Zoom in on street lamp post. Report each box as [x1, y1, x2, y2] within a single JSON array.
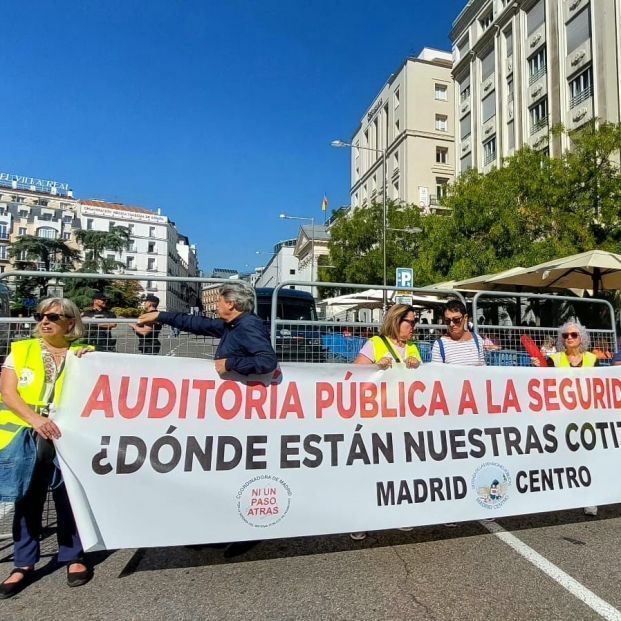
[[331, 139, 387, 308], [279, 213, 315, 288]]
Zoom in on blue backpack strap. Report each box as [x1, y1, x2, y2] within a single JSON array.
[[471, 332, 481, 353], [437, 338, 446, 363]]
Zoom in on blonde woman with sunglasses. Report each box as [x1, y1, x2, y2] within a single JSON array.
[[531, 321, 598, 517], [0, 298, 93, 598]]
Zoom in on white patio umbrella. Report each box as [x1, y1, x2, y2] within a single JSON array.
[[471, 250, 621, 295]]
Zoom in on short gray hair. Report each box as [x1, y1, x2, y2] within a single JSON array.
[[33, 297, 85, 341], [218, 281, 255, 313], [557, 321, 590, 353]]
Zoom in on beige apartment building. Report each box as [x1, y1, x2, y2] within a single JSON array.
[[349, 48, 455, 212], [451, 0, 621, 174]]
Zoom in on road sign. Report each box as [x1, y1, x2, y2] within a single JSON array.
[[395, 295, 413, 305], [395, 267, 414, 288]]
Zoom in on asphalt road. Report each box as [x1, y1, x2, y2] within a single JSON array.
[[2, 505, 621, 620]]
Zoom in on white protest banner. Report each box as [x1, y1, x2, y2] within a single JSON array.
[[54, 353, 621, 551]]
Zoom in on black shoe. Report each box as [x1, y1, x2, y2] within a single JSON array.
[[66, 563, 93, 588], [0, 567, 34, 599], [223, 540, 260, 559]]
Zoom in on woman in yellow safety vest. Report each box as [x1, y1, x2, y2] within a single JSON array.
[[0, 298, 93, 599], [531, 320, 599, 518], [354, 304, 422, 369], [350, 304, 422, 541]]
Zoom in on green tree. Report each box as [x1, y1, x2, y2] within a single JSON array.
[[318, 201, 423, 292]]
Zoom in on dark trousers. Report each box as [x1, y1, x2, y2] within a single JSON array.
[[12, 442, 83, 567]]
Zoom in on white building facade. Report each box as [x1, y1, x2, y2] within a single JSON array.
[[254, 239, 298, 288], [349, 48, 456, 212], [451, 0, 621, 173]]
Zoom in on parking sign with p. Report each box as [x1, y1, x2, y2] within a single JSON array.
[[396, 267, 414, 288]]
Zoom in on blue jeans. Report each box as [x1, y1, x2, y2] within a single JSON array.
[[12, 440, 83, 567]]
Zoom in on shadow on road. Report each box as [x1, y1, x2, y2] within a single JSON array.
[[117, 503, 621, 576]]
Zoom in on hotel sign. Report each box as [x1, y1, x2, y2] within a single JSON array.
[[82, 205, 167, 225], [0, 171, 70, 195]]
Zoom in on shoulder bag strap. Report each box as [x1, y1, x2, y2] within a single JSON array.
[[379, 336, 403, 363]]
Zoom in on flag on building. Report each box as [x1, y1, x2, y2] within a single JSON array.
[[321, 194, 328, 212]]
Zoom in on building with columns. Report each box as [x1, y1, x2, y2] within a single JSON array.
[[451, 0, 621, 174], [349, 48, 455, 213]]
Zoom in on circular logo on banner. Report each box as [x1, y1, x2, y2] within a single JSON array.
[[18, 368, 35, 387], [236, 475, 292, 528], [472, 462, 511, 509]]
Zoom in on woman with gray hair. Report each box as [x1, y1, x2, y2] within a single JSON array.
[[0, 298, 94, 598], [531, 320, 598, 517], [138, 280, 278, 377]]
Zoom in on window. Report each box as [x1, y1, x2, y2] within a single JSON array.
[[461, 154, 472, 171], [86, 218, 93, 230], [436, 178, 449, 200], [394, 88, 400, 108], [127, 224, 134, 234], [18, 210, 28, 218], [147, 280, 156, 291], [126, 256, 135, 270], [149, 226, 156, 237], [37, 227, 57, 239], [40, 212, 53, 221], [479, 8, 494, 31], [457, 36, 470, 58], [435, 115, 448, 132], [289, 269, 296, 275], [18, 227, 26, 236], [529, 98, 549, 134], [62, 232, 71, 241], [527, 0, 545, 36], [460, 114, 471, 140], [566, 8, 591, 55], [19, 250, 28, 261], [109, 221, 116, 231], [148, 241, 155, 253], [482, 93, 496, 122], [569, 66, 593, 108], [481, 49, 495, 81], [63, 214, 73, 223], [0, 225, 7, 239], [435, 84, 448, 101], [505, 28, 513, 56], [460, 76, 471, 102], [507, 121, 515, 151], [483, 137, 497, 165], [528, 47, 547, 85], [147, 258, 156, 271], [0, 246, 7, 260], [35, 199, 48, 207], [393, 179, 399, 198], [436, 147, 448, 164], [394, 118, 400, 134]]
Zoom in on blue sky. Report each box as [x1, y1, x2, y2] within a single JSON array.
[[5, 0, 466, 274]]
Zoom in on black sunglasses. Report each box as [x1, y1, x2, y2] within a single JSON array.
[[444, 316, 464, 326], [562, 331, 580, 339], [401, 318, 417, 327], [34, 312, 71, 323]]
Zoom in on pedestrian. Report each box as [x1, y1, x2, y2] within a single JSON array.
[[138, 280, 278, 559], [81, 291, 117, 352], [138, 280, 277, 377], [349, 304, 421, 541], [130, 295, 162, 355], [432, 299, 485, 366], [531, 320, 599, 517], [0, 298, 93, 598]]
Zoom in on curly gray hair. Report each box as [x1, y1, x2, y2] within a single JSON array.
[[218, 281, 256, 313], [556, 321, 590, 353]]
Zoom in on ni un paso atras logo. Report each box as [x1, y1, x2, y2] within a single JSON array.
[[472, 463, 511, 509], [236, 475, 292, 528]]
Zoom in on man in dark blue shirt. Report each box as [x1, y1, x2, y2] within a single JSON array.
[[137, 281, 277, 376]]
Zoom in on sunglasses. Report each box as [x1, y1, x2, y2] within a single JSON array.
[[34, 312, 71, 323], [562, 331, 580, 339], [401, 319, 417, 327], [444, 316, 464, 326]]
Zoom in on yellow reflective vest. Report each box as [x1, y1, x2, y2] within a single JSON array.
[[549, 351, 597, 368], [369, 335, 422, 364], [0, 339, 83, 449]]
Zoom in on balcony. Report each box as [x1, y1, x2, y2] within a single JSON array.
[[529, 66, 547, 86], [530, 116, 549, 136], [570, 85, 592, 109]]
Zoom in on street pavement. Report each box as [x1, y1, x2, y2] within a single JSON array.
[[2, 505, 621, 620]]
